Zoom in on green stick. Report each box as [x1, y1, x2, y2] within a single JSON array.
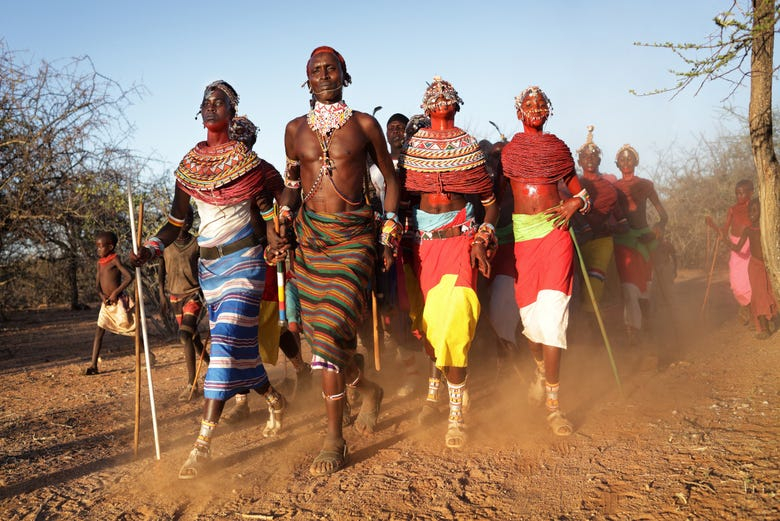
[[569, 229, 623, 396]]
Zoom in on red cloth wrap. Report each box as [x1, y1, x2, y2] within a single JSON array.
[[501, 132, 574, 184]]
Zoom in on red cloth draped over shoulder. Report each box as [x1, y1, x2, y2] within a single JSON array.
[[400, 127, 492, 195], [175, 140, 282, 205], [501, 132, 574, 184]]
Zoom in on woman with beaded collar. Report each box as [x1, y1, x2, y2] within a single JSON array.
[[131, 80, 288, 479], [399, 76, 498, 449]]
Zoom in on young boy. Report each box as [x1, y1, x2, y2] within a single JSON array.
[[159, 206, 209, 400], [725, 198, 778, 339], [706, 179, 754, 324], [86, 231, 135, 375]]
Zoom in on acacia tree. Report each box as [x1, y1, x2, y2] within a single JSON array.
[[0, 41, 167, 310], [636, 0, 780, 296]]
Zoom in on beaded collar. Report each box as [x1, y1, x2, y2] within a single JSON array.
[[98, 252, 117, 265], [307, 101, 353, 135]]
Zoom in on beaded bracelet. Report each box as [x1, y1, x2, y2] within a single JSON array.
[[574, 189, 592, 215], [278, 205, 293, 224], [284, 178, 301, 190], [379, 218, 402, 254], [472, 223, 498, 251], [260, 207, 275, 222]]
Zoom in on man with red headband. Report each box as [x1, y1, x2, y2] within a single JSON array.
[[399, 76, 498, 449], [276, 46, 400, 476], [501, 86, 589, 437]]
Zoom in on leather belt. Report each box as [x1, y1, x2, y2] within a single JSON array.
[[200, 235, 260, 260], [419, 226, 468, 241]]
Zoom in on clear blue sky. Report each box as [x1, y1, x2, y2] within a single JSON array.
[[2, 1, 770, 182]]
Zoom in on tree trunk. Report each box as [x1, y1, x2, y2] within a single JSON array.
[[749, 0, 780, 298]]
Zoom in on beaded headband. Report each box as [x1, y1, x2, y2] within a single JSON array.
[[577, 125, 601, 157], [203, 80, 239, 111], [616, 143, 640, 165], [514, 86, 553, 117], [421, 76, 463, 115], [306, 46, 352, 87]]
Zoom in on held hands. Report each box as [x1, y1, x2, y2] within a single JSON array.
[[544, 198, 581, 229], [381, 245, 394, 273]]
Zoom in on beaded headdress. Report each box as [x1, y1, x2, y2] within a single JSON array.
[[203, 80, 239, 111], [577, 125, 601, 157], [514, 86, 553, 117], [421, 76, 463, 115], [229, 115, 258, 150], [615, 143, 640, 165]]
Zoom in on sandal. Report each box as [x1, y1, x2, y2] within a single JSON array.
[[309, 440, 348, 477], [178, 446, 210, 480], [354, 384, 383, 435], [84, 366, 99, 376], [262, 393, 286, 438], [547, 410, 574, 437], [445, 422, 467, 449]]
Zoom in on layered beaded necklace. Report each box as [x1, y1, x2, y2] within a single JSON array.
[[303, 101, 361, 205]]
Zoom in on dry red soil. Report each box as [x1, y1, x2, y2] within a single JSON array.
[[0, 269, 778, 520]]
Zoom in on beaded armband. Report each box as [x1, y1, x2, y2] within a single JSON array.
[[285, 157, 301, 189], [379, 218, 403, 255], [472, 223, 498, 251], [574, 188, 592, 215], [167, 214, 185, 227], [144, 237, 165, 260], [278, 205, 293, 225], [260, 207, 275, 222]]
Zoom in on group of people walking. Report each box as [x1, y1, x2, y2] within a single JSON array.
[[122, 45, 679, 479]]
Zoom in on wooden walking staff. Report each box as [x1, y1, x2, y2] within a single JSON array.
[[133, 200, 144, 456], [569, 229, 623, 396], [127, 185, 161, 460], [700, 235, 721, 317]]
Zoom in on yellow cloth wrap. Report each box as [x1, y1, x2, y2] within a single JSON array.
[[421, 274, 480, 369], [580, 236, 614, 313], [258, 300, 281, 365]]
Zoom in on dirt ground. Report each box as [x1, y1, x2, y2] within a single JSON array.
[[0, 268, 778, 520]]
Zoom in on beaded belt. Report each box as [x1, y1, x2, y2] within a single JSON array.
[[200, 235, 260, 260], [418, 226, 470, 241]]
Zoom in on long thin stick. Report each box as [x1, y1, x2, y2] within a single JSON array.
[[372, 289, 381, 371], [133, 201, 143, 456], [700, 235, 721, 316], [570, 229, 622, 396], [272, 205, 287, 328], [127, 186, 161, 460], [188, 337, 207, 401]]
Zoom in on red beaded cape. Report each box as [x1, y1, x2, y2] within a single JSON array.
[[501, 132, 574, 184], [400, 127, 492, 195], [174, 141, 280, 205]]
